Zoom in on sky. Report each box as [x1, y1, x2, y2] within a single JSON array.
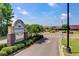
[[11, 3, 79, 26]]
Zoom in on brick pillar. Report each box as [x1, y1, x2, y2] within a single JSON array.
[[7, 25, 15, 46], [24, 29, 28, 40]]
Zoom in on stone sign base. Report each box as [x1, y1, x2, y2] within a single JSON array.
[[7, 33, 15, 46], [24, 32, 28, 40]]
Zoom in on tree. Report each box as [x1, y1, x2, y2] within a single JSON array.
[[62, 24, 67, 30], [0, 3, 13, 36], [25, 24, 44, 36], [62, 24, 68, 32]]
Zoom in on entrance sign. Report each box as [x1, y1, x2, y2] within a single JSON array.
[[13, 20, 24, 43], [7, 19, 28, 46]]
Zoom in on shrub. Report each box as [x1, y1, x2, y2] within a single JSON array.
[[16, 43, 25, 50], [34, 35, 43, 41], [0, 43, 7, 50], [25, 35, 43, 46], [62, 30, 67, 33], [0, 51, 8, 56], [70, 31, 73, 34], [49, 30, 56, 33], [10, 46, 18, 52], [38, 35, 43, 39], [25, 40, 32, 46], [0, 34, 44, 56], [1, 47, 13, 54], [29, 39, 34, 44]]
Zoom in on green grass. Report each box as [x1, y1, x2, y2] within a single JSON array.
[[73, 31, 79, 34], [61, 38, 79, 56], [49, 30, 56, 33]]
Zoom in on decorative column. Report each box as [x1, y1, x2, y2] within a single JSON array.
[[7, 24, 15, 46], [24, 28, 28, 40]]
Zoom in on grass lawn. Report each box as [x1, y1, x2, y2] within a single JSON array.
[[62, 31, 79, 34], [73, 31, 79, 34], [61, 38, 79, 56]]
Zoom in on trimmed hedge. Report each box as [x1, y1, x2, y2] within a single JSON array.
[[25, 39, 33, 46], [0, 51, 8, 56], [10, 46, 18, 52], [1, 43, 26, 55], [25, 34, 43, 46], [1, 47, 13, 54], [0, 34, 43, 56], [16, 43, 25, 50], [0, 43, 7, 50]]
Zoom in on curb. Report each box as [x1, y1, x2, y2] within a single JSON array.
[[58, 38, 64, 56]]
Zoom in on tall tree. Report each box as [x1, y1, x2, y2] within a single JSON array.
[[0, 3, 13, 36]]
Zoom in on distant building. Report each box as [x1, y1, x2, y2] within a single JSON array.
[[44, 25, 79, 31], [69, 25, 79, 31]]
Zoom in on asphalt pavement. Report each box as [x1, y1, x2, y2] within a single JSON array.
[[14, 32, 61, 56]]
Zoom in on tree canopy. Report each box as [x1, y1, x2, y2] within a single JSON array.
[[0, 3, 13, 36], [62, 24, 67, 30], [25, 24, 44, 36]]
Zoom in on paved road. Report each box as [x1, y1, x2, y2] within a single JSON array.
[[14, 32, 61, 56], [1, 31, 79, 56]]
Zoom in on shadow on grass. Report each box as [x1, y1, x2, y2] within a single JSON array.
[[35, 38, 48, 44]]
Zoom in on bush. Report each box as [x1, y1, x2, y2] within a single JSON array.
[[16, 43, 25, 50], [49, 30, 56, 33], [38, 35, 43, 39], [25, 34, 43, 46], [0, 43, 7, 50], [29, 40, 33, 44], [0, 34, 44, 56], [0, 51, 8, 56], [1, 47, 13, 54], [10, 46, 18, 52], [70, 31, 73, 34], [34, 35, 43, 41], [25, 39, 33, 46], [0, 43, 25, 55], [62, 30, 67, 33]]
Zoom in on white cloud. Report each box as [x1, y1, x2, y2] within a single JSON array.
[[20, 10, 28, 15], [16, 7, 21, 10], [16, 6, 28, 15], [61, 13, 71, 20], [48, 3, 56, 7]]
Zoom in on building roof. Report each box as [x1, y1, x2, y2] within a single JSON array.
[[70, 25, 79, 30]]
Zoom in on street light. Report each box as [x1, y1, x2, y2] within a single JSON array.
[[66, 3, 71, 53]]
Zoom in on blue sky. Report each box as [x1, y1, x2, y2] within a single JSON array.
[[11, 3, 79, 26]]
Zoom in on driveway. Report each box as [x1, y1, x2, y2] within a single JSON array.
[[14, 32, 60, 56]]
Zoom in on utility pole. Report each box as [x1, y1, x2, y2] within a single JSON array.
[[66, 3, 71, 53]]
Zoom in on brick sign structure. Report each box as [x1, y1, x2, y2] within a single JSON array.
[[7, 19, 28, 46]]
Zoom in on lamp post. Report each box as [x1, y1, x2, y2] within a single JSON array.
[[66, 3, 71, 53]]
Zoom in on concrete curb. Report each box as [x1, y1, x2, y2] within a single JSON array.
[[58, 38, 64, 56]]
